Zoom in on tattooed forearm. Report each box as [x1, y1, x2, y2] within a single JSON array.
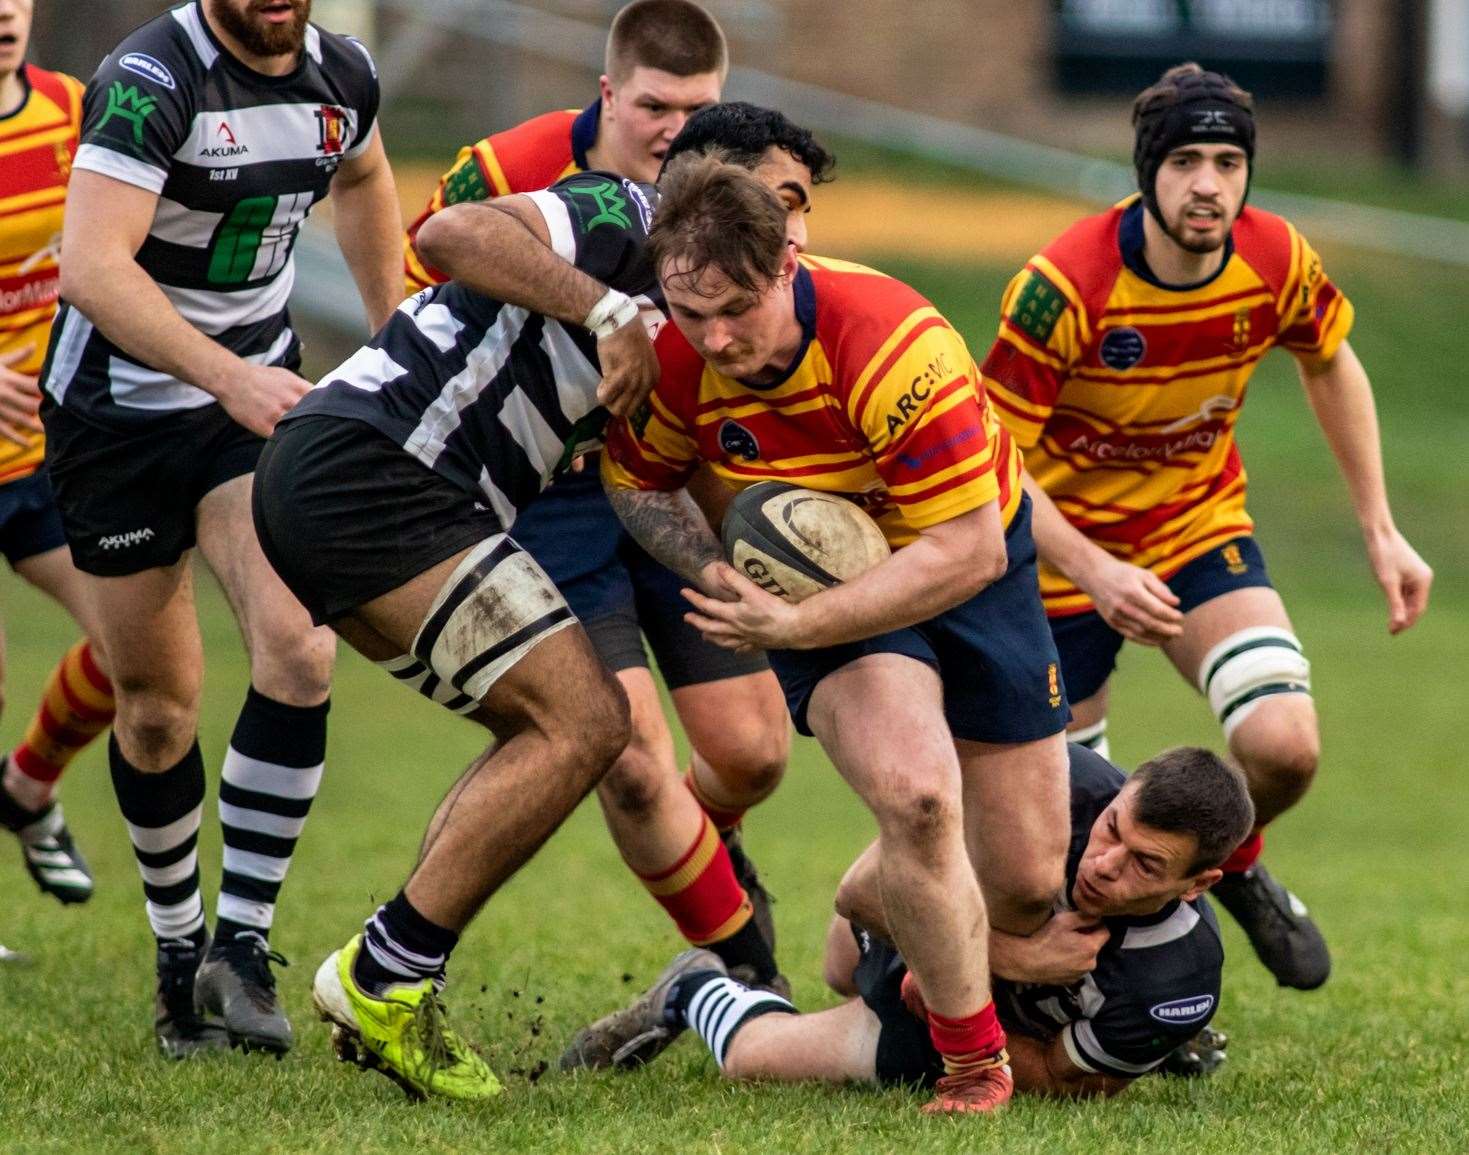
[[605, 484, 723, 584]]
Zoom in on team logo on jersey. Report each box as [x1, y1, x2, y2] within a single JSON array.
[[199, 120, 249, 159], [1009, 270, 1066, 344], [1047, 662, 1062, 709], [567, 179, 632, 232], [1231, 307, 1251, 353], [316, 105, 348, 156], [623, 179, 656, 232], [95, 83, 159, 151], [719, 419, 760, 461], [1221, 542, 1248, 575], [1148, 995, 1215, 1025], [118, 52, 175, 90], [1099, 327, 1146, 370], [1161, 394, 1236, 434]]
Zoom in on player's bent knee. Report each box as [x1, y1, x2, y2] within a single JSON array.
[[875, 780, 961, 857], [597, 734, 671, 820], [1198, 626, 1313, 742], [115, 693, 198, 769], [1237, 704, 1320, 797]]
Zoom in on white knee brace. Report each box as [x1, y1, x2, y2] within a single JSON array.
[[1197, 627, 1312, 740]]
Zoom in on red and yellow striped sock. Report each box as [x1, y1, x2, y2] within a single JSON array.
[[636, 812, 753, 946], [928, 1000, 1009, 1077], [683, 767, 746, 834], [11, 640, 115, 793]]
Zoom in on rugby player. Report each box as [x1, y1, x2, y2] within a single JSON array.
[[596, 154, 1072, 1115], [251, 122, 828, 1099], [567, 744, 1252, 1098], [0, 0, 115, 911], [402, 3, 802, 991], [980, 63, 1433, 990], [40, 0, 401, 1056]]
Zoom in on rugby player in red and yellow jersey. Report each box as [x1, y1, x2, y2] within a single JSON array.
[[599, 153, 1072, 1116], [0, 0, 115, 919], [404, 2, 808, 996], [981, 63, 1433, 991]]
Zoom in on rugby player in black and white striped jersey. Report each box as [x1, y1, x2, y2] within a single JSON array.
[[249, 130, 826, 1097], [39, 0, 401, 1059], [566, 744, 1252, 1098]]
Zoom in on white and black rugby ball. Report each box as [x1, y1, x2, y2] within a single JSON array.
[[722, 481, 890, 603]]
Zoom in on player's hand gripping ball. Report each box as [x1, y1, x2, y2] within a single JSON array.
[[721, 481, 890, 603]]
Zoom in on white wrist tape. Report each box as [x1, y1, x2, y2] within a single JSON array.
[[584, 289, 640, 340]]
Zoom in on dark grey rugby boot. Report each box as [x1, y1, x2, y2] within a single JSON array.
[[1211, 862, 1330, 990], [194, 931, 294, 1054], [155, 934, 230, 1060]]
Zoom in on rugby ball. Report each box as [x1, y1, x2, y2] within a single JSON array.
[[721, 482, 890, 603]]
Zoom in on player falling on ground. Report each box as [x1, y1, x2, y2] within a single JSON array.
[[595, 154, 1073, 1115], [252, 132, 826, 1101], [402, 2, 802, 992], [569, 743, 1252, 1097], [40, 0, 401, 1056], [0, 0, 115, 917], [979, 63, 1432, 991]]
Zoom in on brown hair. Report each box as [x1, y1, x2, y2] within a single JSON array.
[[649, 151, 789, 295], [1129, 747, 1256, 874], [1132, 61, 1254, 125], [606, 0, 728, 83]]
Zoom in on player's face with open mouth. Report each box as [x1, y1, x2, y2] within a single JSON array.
[[660, 247, 804, 383], [1155, 143, 1249, 254], [0, 0, 34, 78], [1073, 784, 1210, 917], [604, 66, 722, 184]]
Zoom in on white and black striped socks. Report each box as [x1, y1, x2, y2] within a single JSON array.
[[355, 890, 459, 995], [214, 688, 328, 944], [676, 973, 795, 1069], [110, 735, 206, 947]]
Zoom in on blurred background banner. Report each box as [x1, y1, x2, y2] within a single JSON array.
[[1052, 0, 1334, 97]]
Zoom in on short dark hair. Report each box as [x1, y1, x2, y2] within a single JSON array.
[[1129, 747, 1255, 874], [650, 151, 788, 295], [606, 0, 728, 83], [662, 102, 836, 184]]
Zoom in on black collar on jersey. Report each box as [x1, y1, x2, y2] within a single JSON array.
[[1118, 199, 1234, 293], [571, 101, 600, 170], [0, 62, 33, 122], [738, 263, 817, 391], [195, 0, 310, 88]]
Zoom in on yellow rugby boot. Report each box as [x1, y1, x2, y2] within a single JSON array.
[[312, 934, 501, 1101]]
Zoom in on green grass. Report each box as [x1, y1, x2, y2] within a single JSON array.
[[2, 246, 1466, 1151]]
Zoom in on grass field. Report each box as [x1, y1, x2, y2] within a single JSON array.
[[2, 238, 1466, 1151]]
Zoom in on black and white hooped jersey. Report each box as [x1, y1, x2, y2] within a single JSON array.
[[857, 744, 1224, 1084], [286, 171, 661, 526], [42, 1, 378, 424], [991, 745, 1225, 1079]]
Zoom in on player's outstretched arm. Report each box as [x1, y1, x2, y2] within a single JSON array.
[[1296, 340, 1433, 634], [416, 198, 656, 417], [1007, 1034, 1131, 1099], [1021, 473, 1182, 644], [329, 130, 404, 332], [59, 171, 309, 437]]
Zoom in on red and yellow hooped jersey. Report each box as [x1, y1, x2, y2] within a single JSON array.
[[603, 256, 1023, 549], [402, 105, 597, 294], [0, 64, 82, 483], [981, 197, 1353, 615]]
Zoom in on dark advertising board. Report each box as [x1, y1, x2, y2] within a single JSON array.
[[1054, 0, 1333, 97]]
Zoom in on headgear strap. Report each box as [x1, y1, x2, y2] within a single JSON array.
[[1133, 70, 1256, 227]]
